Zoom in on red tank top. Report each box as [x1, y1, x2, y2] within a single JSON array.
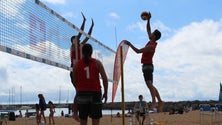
[[76, 58, 101, 92], [141, 41, 157, 64]]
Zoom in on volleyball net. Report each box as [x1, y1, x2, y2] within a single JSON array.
[[0, 0, 115, 81]]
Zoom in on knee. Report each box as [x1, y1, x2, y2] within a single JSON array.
[[146, 81, 153, 89]]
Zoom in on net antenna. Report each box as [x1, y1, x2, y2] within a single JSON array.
[[115, 26, 118, 49], [110, 25, 118, 122]]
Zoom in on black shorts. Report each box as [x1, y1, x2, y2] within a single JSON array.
[[142, 64, 154, 82], [77, 92, 102, 119], [136, 111, 145, 116]]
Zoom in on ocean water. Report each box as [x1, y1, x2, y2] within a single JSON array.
[[14, 108, 124, 117]]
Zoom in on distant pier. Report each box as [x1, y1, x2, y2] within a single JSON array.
[[0, 103, 72, 111]]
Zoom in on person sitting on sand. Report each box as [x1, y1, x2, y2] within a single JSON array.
[[116, 112, 121, 117], [134, 95, 148, 125]]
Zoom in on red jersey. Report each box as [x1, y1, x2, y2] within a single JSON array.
[[141, 41, 157, 64], [76, 58, 101, 92], [70, 44, 82, 67]]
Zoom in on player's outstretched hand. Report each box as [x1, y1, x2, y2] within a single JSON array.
[[124, 40, 131, 46], [81, 12, 86, 21], [147, 12, 151, 19], [91, 18, 94, 27]]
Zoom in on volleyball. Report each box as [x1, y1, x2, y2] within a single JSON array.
[[141, 11, 150, 20]]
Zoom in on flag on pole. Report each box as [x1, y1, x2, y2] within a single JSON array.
[[112, 40, 129, 104]]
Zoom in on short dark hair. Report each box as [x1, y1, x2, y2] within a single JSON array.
[[138, 95, 143, 98], [153, 29, 161, 41]]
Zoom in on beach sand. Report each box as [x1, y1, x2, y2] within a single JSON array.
[[2, 110, 222, 125]]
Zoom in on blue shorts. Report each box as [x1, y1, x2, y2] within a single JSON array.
[[77, 92, 102, 119], [142, 64, 154, 82]]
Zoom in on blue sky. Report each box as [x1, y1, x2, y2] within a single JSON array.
[[0, 0, 222, 104], [40, 0, 222, 49]]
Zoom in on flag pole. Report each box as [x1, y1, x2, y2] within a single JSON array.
[[219, 83, 222, 102], [120, 46, 126, 125]]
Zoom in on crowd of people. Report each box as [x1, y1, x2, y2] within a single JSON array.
[[16, 93, 56, 125]]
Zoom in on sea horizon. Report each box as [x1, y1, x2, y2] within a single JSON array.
[[10, 108, 123, 117]]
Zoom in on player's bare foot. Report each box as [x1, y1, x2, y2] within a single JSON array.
[[151, 102, 157, 109], [158, 101, 164, 112]]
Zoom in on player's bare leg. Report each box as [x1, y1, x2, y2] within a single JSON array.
[[72, 95, 80, 122], [146, 80, 157, 109], [153, 87, 163, 112]]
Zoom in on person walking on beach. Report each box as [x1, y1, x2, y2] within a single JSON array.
[[35, 104, 41, 125], [134, 95, 148, 125], [48, 101, 55, 124], [73, 43, 108, 125], [38, 94, 47, 124], [61, 110, 64, 117], [19, 110, 22, 118], [70, 12, 94, 121], [125, 11, 163, 112]]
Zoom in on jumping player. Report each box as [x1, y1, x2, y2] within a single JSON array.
[[125, 11, 163, 112], [70, 12, 94, 121]]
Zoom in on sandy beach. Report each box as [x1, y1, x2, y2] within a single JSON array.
[[2, 110, 222, 125]]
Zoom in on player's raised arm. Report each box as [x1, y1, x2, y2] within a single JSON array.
[[81, 18, 94, 44], [76, 12, 86, 41], [146, 12, 152, 40], [125, 40, 152, 53]]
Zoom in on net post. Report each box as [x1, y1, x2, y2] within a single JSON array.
[[120, 46, 126, 125]]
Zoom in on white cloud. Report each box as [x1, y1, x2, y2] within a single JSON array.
[[62, 12, 75, 19], [108, 12, 120, 20], [0, 0, 25, 18], [127, 22, 146, 32], [1, 18, 222, 103], [123, 19, 222, 102], [0, 51, 73, 103], [127, 20, 171, 35], [152, 20, 172, 33]]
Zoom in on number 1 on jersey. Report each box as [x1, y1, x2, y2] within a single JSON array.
[[84, 66, 90, 79]]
